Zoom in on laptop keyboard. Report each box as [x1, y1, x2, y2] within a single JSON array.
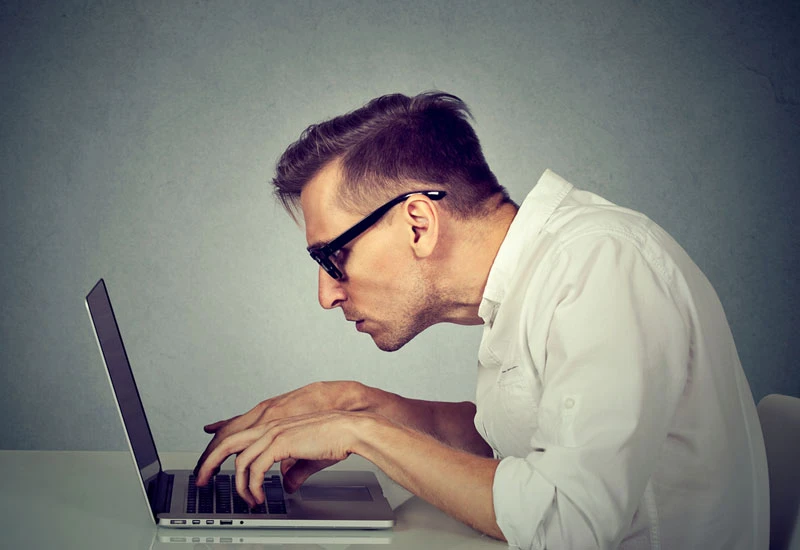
[[186, 474, 287, 515]]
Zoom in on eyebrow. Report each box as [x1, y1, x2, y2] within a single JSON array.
[[307, 239, 329, 250]]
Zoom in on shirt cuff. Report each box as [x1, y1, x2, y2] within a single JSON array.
[[493, 455, 556, 550]]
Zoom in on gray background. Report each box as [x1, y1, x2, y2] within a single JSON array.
[[1, 0, 798, 452]]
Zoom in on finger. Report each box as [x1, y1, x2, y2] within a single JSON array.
[[195, 408, 262, 475], [196, 429, 261, 487], [194, 463, 222, 481], [235, 423, 290, 506], [230, 424, 277, 506], [235, 452, 257, 507], [195, 437, 225, 479], [248, 452, 278, 505], [196, 424, 235, 475]]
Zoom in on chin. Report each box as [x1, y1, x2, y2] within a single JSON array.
[[368, 333, 406, 352], [373, 340, 407, 352], [369, 326, 425, 353]]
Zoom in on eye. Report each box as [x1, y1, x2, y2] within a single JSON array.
[[331, 247, 349, 267]]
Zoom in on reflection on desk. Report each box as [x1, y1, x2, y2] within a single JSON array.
[[0, 451, 507, 549], [154, 527, 392, 547]]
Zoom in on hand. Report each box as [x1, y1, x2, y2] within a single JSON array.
[[194, 381, 365, 478], [279, 458, 341, 493], [195, 411, 371, 507]]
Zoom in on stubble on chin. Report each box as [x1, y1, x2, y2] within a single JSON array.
[[364, 270, 445, 352], [368, 307, 441, 353]]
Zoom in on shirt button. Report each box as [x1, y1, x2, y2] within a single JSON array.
[[564, 397, 575, 409]]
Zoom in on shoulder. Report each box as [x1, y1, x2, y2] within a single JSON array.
[[540, 190, 687, 285], [548, 191, 655, 250]]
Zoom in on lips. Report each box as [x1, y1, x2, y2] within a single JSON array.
[[344, 312, 367, 332]]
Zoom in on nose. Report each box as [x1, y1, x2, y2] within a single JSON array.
[[318, 267, 347, 309]]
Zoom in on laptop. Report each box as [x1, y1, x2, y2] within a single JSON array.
[[85, 278, 395, 529]]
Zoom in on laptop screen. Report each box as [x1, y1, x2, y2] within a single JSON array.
[[86, 279, 160, 477]]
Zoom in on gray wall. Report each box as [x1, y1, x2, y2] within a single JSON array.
[[1, 0, 798, 452]]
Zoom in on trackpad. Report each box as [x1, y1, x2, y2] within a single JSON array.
[[300, 486, 373, 502]]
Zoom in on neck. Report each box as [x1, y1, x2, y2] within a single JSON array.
[[430, 199, 518, 326]]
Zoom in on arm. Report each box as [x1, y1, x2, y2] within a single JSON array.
[[356, 414, 502, 538], [490, 234, 691, 548], [360, 385, 493, 457], [196, 409, 505, 540], [195, 381, 491, 480]]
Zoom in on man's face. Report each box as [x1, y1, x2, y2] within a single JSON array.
[[300, 163, 441, 351]]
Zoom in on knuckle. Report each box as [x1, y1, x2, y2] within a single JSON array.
[[263, 417, 282, 432], [234, 453, 246, 470], [218, 439, 235, 458]]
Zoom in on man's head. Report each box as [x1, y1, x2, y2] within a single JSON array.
[[272, 92, 514, 351], [272, 91, 509, 221]]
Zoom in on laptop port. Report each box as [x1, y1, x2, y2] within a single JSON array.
[[220, 520, 233, 525]]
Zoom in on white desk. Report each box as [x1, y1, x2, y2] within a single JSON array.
[[0, 451, 508, 549]]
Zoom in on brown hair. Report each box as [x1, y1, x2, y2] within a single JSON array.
[[272, 91, 511, 220]]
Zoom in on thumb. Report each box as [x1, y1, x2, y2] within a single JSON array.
[[280, 458, 298, 475], [282, 459, 340, 493], [203, 420, 228, 433]]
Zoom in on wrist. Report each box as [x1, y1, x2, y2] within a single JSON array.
[[346, 411, 396, 458], [336, 381, 378, 412], [340, 381, 392, 414]]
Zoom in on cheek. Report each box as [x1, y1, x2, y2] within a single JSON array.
[[351, 237, 408, 281], [346, 250, 411, 304]]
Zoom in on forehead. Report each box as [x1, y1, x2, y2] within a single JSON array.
[[300, 161, 360, 246]]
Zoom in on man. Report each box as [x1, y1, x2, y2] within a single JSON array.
[[195, 92, 769, 549]]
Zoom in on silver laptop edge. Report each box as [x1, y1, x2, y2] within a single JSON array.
[[85, 279, 394, 530], [86, 279, 162, 525]]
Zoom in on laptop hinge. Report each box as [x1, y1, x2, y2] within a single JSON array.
[[147, 471, 174, 514]]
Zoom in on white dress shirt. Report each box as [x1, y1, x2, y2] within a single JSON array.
[[475, 170, 769, 549]]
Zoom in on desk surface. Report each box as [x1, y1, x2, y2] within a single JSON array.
[[0, 450, 507, 549]]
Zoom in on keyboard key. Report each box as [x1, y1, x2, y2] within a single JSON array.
[[233, 494, 251, 514], [265, 486, 284, 501], [214, 475, 232, 514], [224, 473, 287, 515], [264, 477, 286, 515], [186, 476, 198, 513], [198, 478, 214, 513]]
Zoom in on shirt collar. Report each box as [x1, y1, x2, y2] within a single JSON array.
[[479, 169, 573, 326]]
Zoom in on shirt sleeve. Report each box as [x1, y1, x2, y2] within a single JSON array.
[[492, 232, 691, 549]]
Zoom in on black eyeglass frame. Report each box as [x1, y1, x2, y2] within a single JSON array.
[[307, 190, 447, 280]]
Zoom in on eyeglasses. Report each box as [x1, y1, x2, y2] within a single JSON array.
[[307, 190, 447, 280]]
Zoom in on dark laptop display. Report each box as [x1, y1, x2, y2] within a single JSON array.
[[85, 278, 395, 529], [87, 279, 161, 483]]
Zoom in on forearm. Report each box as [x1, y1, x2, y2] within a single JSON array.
[[351, 413, 504, 540], [354, 383, 492, 457]]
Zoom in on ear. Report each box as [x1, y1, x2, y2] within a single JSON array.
[[401, 195, 440, 259]]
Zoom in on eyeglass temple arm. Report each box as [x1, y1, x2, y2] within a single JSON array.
[[324, 191, 446, 253]]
